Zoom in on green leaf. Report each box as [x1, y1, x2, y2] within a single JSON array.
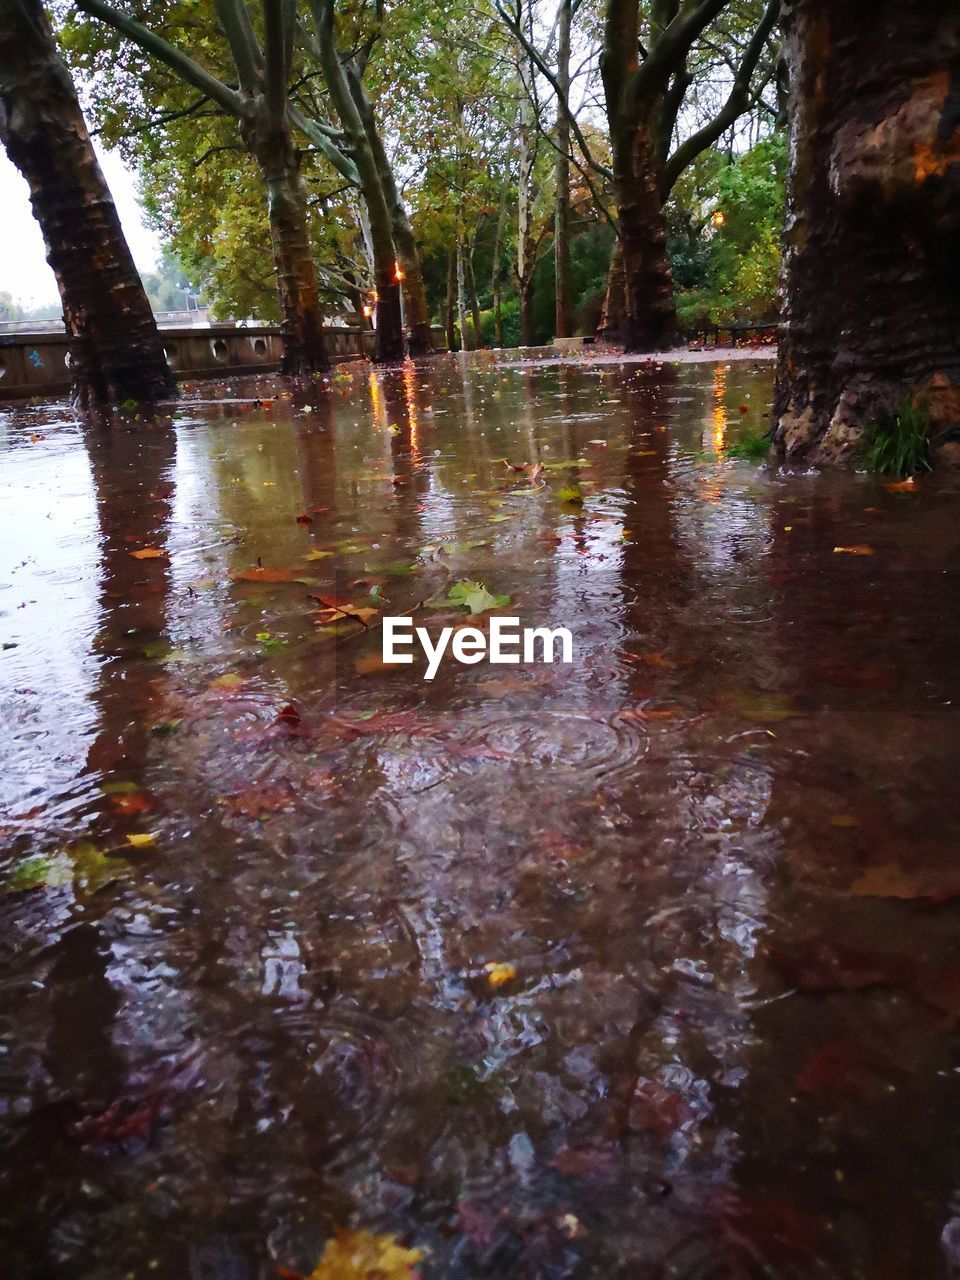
[[445, 580, 510, 614], [556, 483, 584, 505]]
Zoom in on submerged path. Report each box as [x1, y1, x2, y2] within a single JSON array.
[[0, 355, 958, 1278]]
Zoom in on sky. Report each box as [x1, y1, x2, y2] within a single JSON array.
[[0, 143, 160, 308]]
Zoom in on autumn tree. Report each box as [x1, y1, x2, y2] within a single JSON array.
[[71, 0, 356, 372], [503, 0, 779, 350], [773, 0, 960, 463], [0, 0, 173, 404]]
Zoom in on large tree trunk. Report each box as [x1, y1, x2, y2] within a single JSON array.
[[260, 153, 330, 375], [0, 0, 173, 405], [610, 116, 677, 351], [554, 0, 572, 339], [347, 68, 433, 356], [597, 239, 626, 344], [773, 0, 960, 462]]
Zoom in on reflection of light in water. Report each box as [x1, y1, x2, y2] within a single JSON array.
[[402, 360, 420, 456], [368, 368, 387, 431], [711, 363, 727, 453]]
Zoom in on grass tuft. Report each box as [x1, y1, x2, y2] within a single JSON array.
[[861, 401, 932, 476], [726, 428, 771, 462]]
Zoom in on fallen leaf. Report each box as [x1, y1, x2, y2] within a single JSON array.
[[314, 600, 379, 626], [833, 545, 874, 556], [130, 548, 165, 560], [433, 581, 510, 615], [556, 483, 584, 505], [210, 673, 244, 690], [485, 961, 517, 989], [110, 791, 154, 816], [884, 477, 919, 492], [230, 565, 299, 583], [125, 833, 156, 849], [309, 1229, 423, 1280], [304, 550, 334, 561]]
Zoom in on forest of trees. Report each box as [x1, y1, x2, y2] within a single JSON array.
[[52, 0, 784, 354]]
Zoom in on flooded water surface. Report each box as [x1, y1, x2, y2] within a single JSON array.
[[2, 354, 960, 1278]]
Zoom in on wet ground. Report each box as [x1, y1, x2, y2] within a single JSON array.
[[1, 351, 959, 1279]]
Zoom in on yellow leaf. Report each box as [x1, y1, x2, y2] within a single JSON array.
[[304, 550, 334, 561], [126, 833, 156, 848], [130, 548, 166, 560], [315, 605, 379, 626], [485, 961, 517, 988], [211, 673, 244, 690], [833, 545, 874, 556], [310, 1229, 424, 1280]]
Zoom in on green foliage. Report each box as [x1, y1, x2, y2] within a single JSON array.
[[668, 133, 787, 331], [861, 402, 934, 476], [726, 428, 771, 461]]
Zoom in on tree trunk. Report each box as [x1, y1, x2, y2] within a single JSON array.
[[456, 240, 473, 352], [773, 0, 960, 462], [516, 41, 538, 348], [0, 0, 174, 405], [610, 116, 676, 351], [445, 249, 457, 351], [466, 248, 482, 348], [554, 0, 572, 339], [260, 155, 330, 375], [347, 68, 433, 356], [491, 190, 506, 347], [519, 277, 536, 347], [596, 239, 626, 344], [314, 12, 403, 363]]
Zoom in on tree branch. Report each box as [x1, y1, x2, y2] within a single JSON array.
[[262, 0, 292, 124], [495, 0, 613, 180], [661, 0, 780, 195], [628, 0, 731, 108], [73, 0, 247, 118], [213, 0, 261, 91], [288, 105, 360, 184]]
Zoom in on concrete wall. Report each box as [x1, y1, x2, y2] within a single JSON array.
[[0, 324, 448, 402]]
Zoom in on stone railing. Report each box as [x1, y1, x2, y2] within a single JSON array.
[[0, 323, 448, 401]]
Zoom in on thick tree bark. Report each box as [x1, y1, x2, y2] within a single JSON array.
[[248, 119, 329, 375], [0, 0, 173, 405], [596, 239, 627, 344], [773, 0, 960, 462], [346, 67, 433, 356], [609, 114, 677, 351], [554, 0, 572, 339]]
